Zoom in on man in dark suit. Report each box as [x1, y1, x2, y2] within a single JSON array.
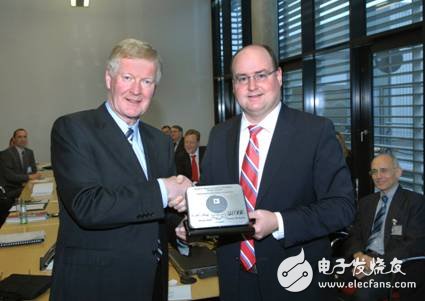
[[171, 125, 185, 154], [177, 44, 355, 300], [0, 128, 42, 193], [0, 160, 15, 227], [344, 152, 425, 301], [175, 129, 206, 184], [50, 38, 191, 301]]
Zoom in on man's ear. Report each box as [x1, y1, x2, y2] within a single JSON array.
[[105, 70, 112, 90], [395, 167, 403, 178]]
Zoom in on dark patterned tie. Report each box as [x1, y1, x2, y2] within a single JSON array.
[[126, 128, 134, 144], [367, 195, 389, 248]]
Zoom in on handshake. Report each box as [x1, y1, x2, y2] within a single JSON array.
[[163, 175, 193, 212]]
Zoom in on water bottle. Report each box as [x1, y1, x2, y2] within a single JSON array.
[[19, 199, 28, 224]]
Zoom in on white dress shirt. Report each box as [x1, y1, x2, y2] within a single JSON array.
[[239, 102, 284, 240]]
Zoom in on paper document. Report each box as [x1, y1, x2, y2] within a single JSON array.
[[31, 182, 54, 197], [9, 199, 49, 212], [10, 203, 46, 211], [168, 284, 192, 301], [31, 177, 54, 183]]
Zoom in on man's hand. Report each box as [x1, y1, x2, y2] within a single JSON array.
[[163, 175, 192, 212], [249, 209, 278, 240], [175, 217, 188, 241], [29, 172, 43, 181], [353, 251, 374, 279]]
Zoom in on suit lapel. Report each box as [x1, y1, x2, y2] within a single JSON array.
[[10, 147, 24, 172], [139, 123, 156, 179], [226, 117, 241, 183], [364, 194, 380, 240], [256, 106, 295, 206], [94, 105, 147, 181]]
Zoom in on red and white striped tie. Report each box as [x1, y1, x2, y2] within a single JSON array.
[[240, 125, 262, 271]]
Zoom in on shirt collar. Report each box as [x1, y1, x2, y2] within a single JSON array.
[[105, 101, 140, 135], [241, 102, 282, 133], [189, 148, 199, 157], [381, 184, 399, 200]]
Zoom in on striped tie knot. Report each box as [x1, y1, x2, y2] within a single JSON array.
[[126, 128, 134, 143], [381, 195, 388, 205], [248, 124, 262, 138]]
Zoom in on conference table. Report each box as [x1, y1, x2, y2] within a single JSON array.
[[0, 170, 219, 300]]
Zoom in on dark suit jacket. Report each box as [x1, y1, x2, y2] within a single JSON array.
[[175, 146, 206, 180], [201, 104, 355, 301], [0, 160, 14, 228], [345, 186, 425, 262], [174, 138, 185, 155], [50, 104, 175, 301], [0, 146, 37, 190]]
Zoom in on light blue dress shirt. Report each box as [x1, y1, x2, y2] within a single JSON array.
[[105, 102, 168, 208]]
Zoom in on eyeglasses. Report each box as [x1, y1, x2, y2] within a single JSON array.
[[369, 167, 395, 176], [233, 69, 277, 85]]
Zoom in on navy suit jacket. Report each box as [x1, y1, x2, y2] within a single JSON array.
[[201, 104, 355, 301], [50, 104, 175, 301], [345, 186, 425, 262], [174, 138, 185, 154]]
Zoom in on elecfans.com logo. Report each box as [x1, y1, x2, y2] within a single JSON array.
[[277, 248, 313, 292]]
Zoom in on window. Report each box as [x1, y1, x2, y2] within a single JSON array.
[[277, 0, 302, 59], [283, 69, 303, 110], [316, 48, 351, 144], [315, 0, 350, 49], [231, 0, 243, 55], [373, 45, 423, 192], [367, 0, 423, 35]]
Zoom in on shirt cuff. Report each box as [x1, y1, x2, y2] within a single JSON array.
[[176, 239, 190, 256], [157, 179, 168, 208], [272, 212, 284, 240]]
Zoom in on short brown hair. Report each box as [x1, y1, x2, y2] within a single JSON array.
[[184, 129, 200, 141], [13, 128, 27, 138], [231, 44, 278, 74]]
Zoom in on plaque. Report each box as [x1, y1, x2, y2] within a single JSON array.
[[185, 184, 254, 238]]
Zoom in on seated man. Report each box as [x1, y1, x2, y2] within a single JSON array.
[[344, 152, 425, 301], [175, 129, 206, 184], [0, 160, 16, 227], [1, 128, 42, 194]]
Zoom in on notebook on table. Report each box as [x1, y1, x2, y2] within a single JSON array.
[[0, 230, 46, 248], [0, 274, 51, 300]]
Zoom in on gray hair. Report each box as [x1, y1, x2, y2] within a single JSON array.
[[106, 38, 162, 83], [375, 150, 401, 169]]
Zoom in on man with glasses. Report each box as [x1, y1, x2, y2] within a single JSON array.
[[345, 152, 425, 301], [177, 44, 355, 301]]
